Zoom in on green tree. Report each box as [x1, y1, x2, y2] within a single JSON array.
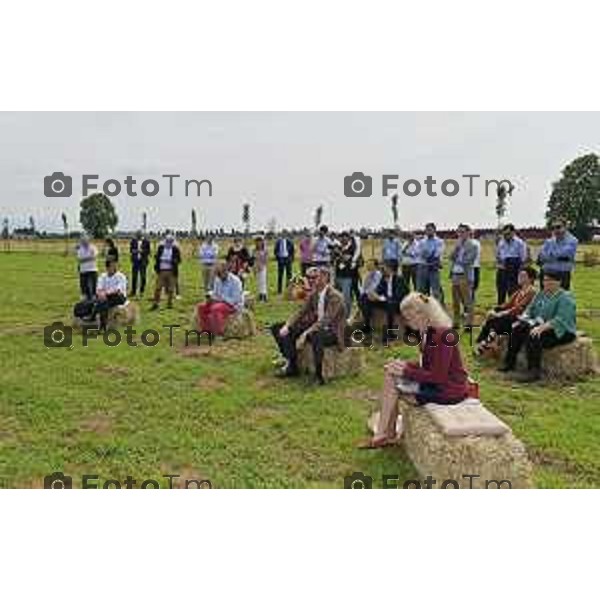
[[546, 153, 600, 241], [79, 193, 118, 238]]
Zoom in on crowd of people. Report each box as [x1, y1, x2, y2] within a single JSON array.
[[71, 219, 581, 415]]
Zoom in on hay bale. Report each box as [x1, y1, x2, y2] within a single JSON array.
[[243, 292, 255, 312], [223, 309, 257, 339], [107, 302, 140, 328], [497, 333, 598, 381], [297, 344, 365, 380], [398, 397, 533, 488]]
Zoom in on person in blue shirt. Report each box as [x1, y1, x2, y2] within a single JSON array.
[[537, 219, 578, 290], [401, 232, 420, 291], [416, 222, 445, 303], [495, 223, 528, 305], [381, 230, 401, 273]]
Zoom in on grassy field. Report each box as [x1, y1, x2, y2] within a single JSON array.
[[1, 240, 599, 488]]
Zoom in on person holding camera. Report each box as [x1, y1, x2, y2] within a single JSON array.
[[76, 235, 98, 301]]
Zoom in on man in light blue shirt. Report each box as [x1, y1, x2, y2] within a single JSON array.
[[495, 223, 528, 304], [211, 263, 244, 311], [381, 230, 401, 272], [416, 222, 445, 303], [537, 220, 578, 290]]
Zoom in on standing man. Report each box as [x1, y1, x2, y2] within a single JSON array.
[[334, 231, 358, 318], [449, 224, 478, 329], [76, 235, 98, 301], [381, 229, 401, 273], [416, 222, 445, 302], [401, 232, 420, 291], [537, 219, 579, 290], [151, 234, 181, 310], [198, 234, 219, 292], [312, 225, 333, 268], [495, 223, 528, 304], [130, 230, 151, 298], [470, 230, 481, 304], [274, 230, 295, 294]]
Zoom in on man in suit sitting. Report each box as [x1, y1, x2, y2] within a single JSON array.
[[358, 262, 408, 344], [270, 266, 346, 384], [274, 231, 295, 294]]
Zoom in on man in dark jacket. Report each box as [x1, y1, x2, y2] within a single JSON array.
[[359, 262, 408, 343], [130, 231, 151, 297], [151, 235, 181, 310], [274, 231, 295, 294]]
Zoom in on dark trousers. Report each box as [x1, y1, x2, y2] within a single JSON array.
[[477, 313, 515, 343], [351, 271, 361, 303], [359, 296, 400, 341], [504, 322, 576, 371], [402, 265, 417, 291], [79, 271, 97, 301], [74, 293, 126, 329], [496, 267, 519, 305], [270, 321, 338, 379], [540, 270, 571, 291], [276, 259, 293, 294], [131, 260, 148, 295]]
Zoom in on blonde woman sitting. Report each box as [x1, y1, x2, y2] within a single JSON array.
[[360, 292, 472, 449]]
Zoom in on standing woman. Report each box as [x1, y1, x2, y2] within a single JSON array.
[[253, 236, 269, 302], [76, 235, 98, 300], [104, 238, 119, 263], [360, 292, 472, 448], [299, 234, 313, 276]]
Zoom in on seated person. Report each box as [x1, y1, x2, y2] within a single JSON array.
[[500, 270, 577, 382], [270, 266, 346, 385], [74, 259, 127, 330], [360, 292, 471, 449], [358, 259, 382, 305], [358, 262, 408, 343], [197, 261, 244, 336], [475, 266, 537, 355]]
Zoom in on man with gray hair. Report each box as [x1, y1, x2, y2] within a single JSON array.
[[270, 266, 346, 384]]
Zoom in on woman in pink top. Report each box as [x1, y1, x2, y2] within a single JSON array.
[[360, 292, 471, 449]]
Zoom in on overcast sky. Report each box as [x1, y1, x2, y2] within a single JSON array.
[[0, 112, 598, 232]]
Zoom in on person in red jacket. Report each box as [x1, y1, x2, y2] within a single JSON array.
[[360, 292, 471, 449]]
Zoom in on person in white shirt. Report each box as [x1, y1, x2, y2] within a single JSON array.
[[76, 235, 98, 300], [74, 259, 127, 330]]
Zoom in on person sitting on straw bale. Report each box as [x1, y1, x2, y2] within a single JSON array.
[[270, 266, 346, 385], [499, 270, 577, 382], [197, 261, 244, 336], [74, 259, 127, 331], [359, 292, 475, 449], [475, 266, 537, 357]]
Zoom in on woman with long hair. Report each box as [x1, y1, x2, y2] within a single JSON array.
[[360, 292, 472, 449]]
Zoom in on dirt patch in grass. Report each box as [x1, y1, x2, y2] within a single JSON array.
[[195, 374, 229, 393], [177, 345, 213, 358], [79, 412, 113, 436], [343, 388, 382, 403]]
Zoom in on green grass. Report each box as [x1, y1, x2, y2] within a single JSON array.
[[1, 244, 599, 488]]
